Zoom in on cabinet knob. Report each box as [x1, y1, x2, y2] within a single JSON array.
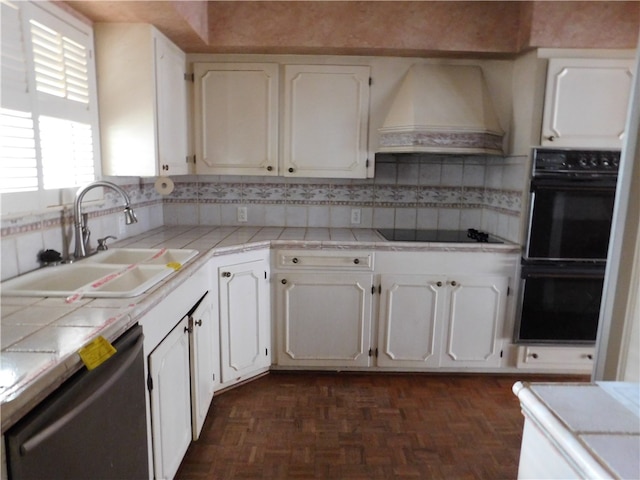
[[292, 257, 299, 264], [162, 164, 169, 171], [267, 166, 273, 172], [546, 135, 555, 142], [353, 258, 360, 264], [222, 271, 231, 277], [585, 354, 593, 360], [195, 319, 202, 327], [530, 353, 539, 359], [281, 279, 287, 284], [450, 280, 457, 287], [184, 325, 192, 334], [436, 281, 443, 287], [288, 167, 294, 173]]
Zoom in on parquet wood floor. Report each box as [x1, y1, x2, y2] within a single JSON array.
[[176, 372, 587, 480]]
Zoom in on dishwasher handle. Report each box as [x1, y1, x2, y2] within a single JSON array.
[[19, 327, 144, 456]]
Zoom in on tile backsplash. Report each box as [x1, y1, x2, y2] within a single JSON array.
[[0, 155, 527, 282], [163, 155, 525, 238]]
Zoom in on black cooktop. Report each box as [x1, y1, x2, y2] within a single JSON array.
[[377, 228, 503, 244]]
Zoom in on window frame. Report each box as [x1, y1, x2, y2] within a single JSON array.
[[0, 0, 101, 216]]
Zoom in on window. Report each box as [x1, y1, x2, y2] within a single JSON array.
[[0, 0, 100, 214]]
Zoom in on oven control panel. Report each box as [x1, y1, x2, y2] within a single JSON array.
[[533, 149, 620, 176]]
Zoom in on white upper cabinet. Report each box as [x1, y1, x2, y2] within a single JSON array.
[[194, 63, 279, 176], [541, 57, 634, 148], [194, 62, 371, 178], [282, 65, 371, 178], [95, 24, 189, 176]]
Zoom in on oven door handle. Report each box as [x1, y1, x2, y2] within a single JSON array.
[[530, 178, 616, 191], [520, 263, 606, 279]]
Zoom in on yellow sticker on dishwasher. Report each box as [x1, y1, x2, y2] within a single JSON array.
[[78, 336, 117, 370], [166, 262, 182, 271]]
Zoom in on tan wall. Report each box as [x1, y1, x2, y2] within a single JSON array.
[[65, 1, 640, 56]]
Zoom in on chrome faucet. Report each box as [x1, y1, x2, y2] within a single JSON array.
[[73, 181, 137, 259]]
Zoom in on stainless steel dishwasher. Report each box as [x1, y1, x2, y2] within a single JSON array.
[[6, 325, 149, 479]]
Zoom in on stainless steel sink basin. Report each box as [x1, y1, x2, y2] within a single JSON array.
[[83, 248, 198, 266], [1, 248, 199, 298]]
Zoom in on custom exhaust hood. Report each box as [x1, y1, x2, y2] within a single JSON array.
[[378, 64, 505, 155]]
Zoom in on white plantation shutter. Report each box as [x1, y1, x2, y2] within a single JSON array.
[[30, 20, 90, 104], [40, 116, 94, 189], [0, 109, 38, 192], [1, 0, 39, 193], [0, 0, 99, 210]]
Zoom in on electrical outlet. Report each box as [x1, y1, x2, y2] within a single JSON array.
[[237, 206, 248, 223], [351, 208, 361, 225]]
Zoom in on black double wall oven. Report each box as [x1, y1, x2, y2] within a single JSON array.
[[516, 148, 620, 345]]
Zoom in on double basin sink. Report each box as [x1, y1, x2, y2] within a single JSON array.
[[1, 248, 198, 299]]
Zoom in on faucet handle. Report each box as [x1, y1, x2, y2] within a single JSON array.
[[97, 235, 117, 251]]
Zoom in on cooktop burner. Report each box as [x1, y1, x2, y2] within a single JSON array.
[[376, 228, 503, 244]]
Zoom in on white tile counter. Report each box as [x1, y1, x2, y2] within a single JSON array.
[[1, 226, 519, 432], [513, 381, 640, 479]]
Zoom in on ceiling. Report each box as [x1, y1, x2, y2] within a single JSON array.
[[62, 1, 640, 57]]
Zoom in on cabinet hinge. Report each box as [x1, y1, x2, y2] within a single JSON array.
[[147, 373, 153, 391], [184, 72, 194, 82], [265, 348, 268, 356], [212, 373, 216, 382], [265, 271, 267, 280]]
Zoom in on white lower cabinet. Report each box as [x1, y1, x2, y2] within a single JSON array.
[[376, 274, 443, 368], [213, 251, 271, 389], [189, 292, 218, 439], [274, 250, 517, 372], [377, 274, 508, 369], [516, 345, 594, 373], [439, 275, 509, 368], [148, 316, 192, 480], [140, 265, 215, 480], [276, 272, 373, 368]]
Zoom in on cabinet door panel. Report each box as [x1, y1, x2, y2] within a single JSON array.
[[155, 35, 188, 173], [377, 275, 444, 368], [440, 276, 508, 367], [189, 293, 217, 440], [283, 65, 370, 178], [219, 260, 270, 382], [149, 316, 192, 480], [542, 58, 633, 148], [276, 273, 373, 367], [195, 63, 279, 175]]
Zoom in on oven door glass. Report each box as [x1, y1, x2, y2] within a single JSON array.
[[517, 266, 604, 344], [526, 180, 616, 261]]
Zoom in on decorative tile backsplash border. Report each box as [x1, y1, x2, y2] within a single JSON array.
[[165, 180, 521, 214]]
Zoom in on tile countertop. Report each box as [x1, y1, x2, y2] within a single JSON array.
[[513, 381, 640, 479], [1, 226, 519, 432]]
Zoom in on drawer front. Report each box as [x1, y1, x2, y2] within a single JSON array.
[[517, 345, 594, 372], [275, 250, 373, 270]]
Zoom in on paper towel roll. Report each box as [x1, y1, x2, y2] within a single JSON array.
[[154, 176, 174, 195]]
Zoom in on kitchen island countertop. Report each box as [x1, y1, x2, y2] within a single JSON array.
[[1, 226, 519, 431]]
